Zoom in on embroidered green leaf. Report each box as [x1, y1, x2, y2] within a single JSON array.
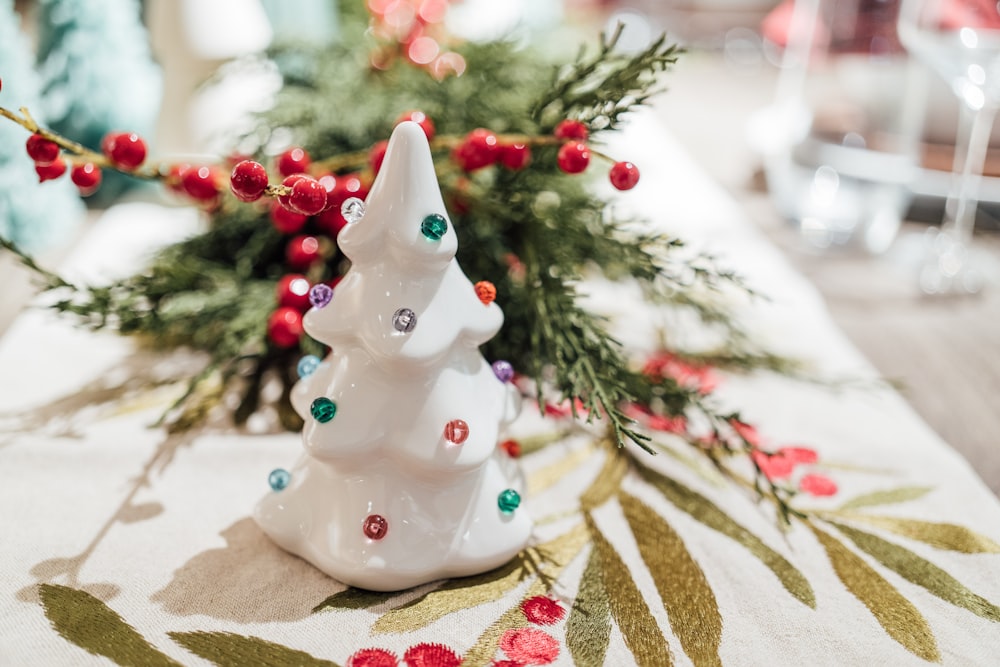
[[169, 632, 339, 667], [811, 525, 940, 662], [620, 491, 722, 667], [589, 518, 674, 667], [580, 448, 629, 511], [832, 522, 1000, 622], [312, 587, 399, 613], [39, 584, 181, 667], [637, 464, 815, 608], [567, 547, 612, 667], [372, 523, 588, 634], [845, 515, 1000, 554], [461, 580, 542, 667], [837, 487, 934, 511]]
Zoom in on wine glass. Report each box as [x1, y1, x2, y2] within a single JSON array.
[[896, 0, 1000, 293]]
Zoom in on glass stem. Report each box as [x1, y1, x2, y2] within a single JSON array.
[[945, 103, 998, 244]]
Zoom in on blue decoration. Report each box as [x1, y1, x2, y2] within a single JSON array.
[[311, 397, 337, 423], [0, 0, 84, 252], [268, 468, 291, 491], [420, 214, 448, 241], [297, 354, 321, 378], [497, 489, 521, 514]]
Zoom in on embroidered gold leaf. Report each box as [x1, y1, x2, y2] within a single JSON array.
[[312, 587, 399, 613], [811, 525, 940, 662], [845, 515, 1000, 554], [651, 439, 723, 487], [527, 442, 597, 496], [461, 580, 542, 667], [637, 465, 815, 608], [169, 631, 339, 667], [619, 491, 722, 667], [567, 547, 612, 667], [371, 523, 588, 634], [589, 518, 674, 667], [39, 584, 181, 667], [832, 522, 1000, 622], [580, 448, 629, 511], [837, 487, 934, 512]]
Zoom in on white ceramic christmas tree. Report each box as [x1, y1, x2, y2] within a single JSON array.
[[255, 121, 531, 592]]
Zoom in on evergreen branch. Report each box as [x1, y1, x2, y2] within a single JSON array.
[[0, 236, 75, 291]]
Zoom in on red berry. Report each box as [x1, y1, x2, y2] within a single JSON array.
[[609, 161, 640, 190], [277, 147, 310, 177], [395, 110, 435, 141], [276, 274, 312, 311], [26, 133, 59, 165], [270, 201, 308, 234], [329, 173, 366, 207], [557, 141, 590, 174], [499, 143, 531, 170], [285, 235, 322, 270], [70, 162, 102, 195], [288, 176, 327, 215], [230, 160, 268, 202], [315, 208, 348, 238], [35, 157, 67, 182], [166, 163, 191, 194], [267, 307, 303, 348], [102, 131, 147, 169], [181, 165, 221, 201], [451, 128, 499, 171], [554, 119, 588, 141], [369, 140, 388, 175]]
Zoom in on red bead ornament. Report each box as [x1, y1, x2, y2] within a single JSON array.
[[181, 165, 221, 201], [25, 133, 59, 165], [444, 419, 469, 445], [369, 140, 388, 175], [270, 201, 308, 234], [499, 143, 531, 170], [500, 439, 521, 458], [230, 160, 268, 202], [35, 157, 67, 182], [70, 162, 102, 195], [609, 161, 640, 190], [554, 119, 589, 141], [277, 146, 311, 177], [363, 514, 388, 540], [452, 128, 499, 171], [267, 307, 303, 348], [395, 110, 436, 141], [474, 280, 497, 305], [557, 141, 590, 174], [101, 131, 147, 169], [289, 176, 328, 215], [285, 235, 322, 270], [276, 274, 312, 311]]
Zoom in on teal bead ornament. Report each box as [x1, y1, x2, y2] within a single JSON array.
[[420, 213, 448, 240], [497, 489, 521, 514], [311, 397, 337, 423], [269, 468, 291, 491]]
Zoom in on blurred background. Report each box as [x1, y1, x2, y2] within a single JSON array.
[[2, 0, 998, 491]]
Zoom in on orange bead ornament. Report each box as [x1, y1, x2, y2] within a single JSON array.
[[474, 281, 496, 305]]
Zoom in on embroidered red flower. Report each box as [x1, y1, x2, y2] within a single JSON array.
[[642, 351, 717, 394], [729, 419, 761, 447], [751, 450, 795, 480], [521, 596, 566, 625], [500, 628, 560, 665], [348, 648, 398, 667], [490, 661, 524, 667], [799, 473, 838, 497], [647, 414, 687, 434], [778, 446, 818, 464], [403, 643, 462, 667]]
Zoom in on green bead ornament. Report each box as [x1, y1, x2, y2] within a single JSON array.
[[311, 397, 337, 423], [497, 488, 521, 514], [420, 213, 448, 240]]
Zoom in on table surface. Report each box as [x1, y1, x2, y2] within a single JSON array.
[[2, 110, 1000, 666]]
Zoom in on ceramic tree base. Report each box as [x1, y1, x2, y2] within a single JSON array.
[[254, 121, 532, 591]]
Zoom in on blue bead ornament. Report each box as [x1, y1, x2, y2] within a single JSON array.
[[269, 468, 291, 491], [311, 397, 337, 423], [420, 214, 448, 241], [297, 354, 321, 378], [498, 489, 521, 514]]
